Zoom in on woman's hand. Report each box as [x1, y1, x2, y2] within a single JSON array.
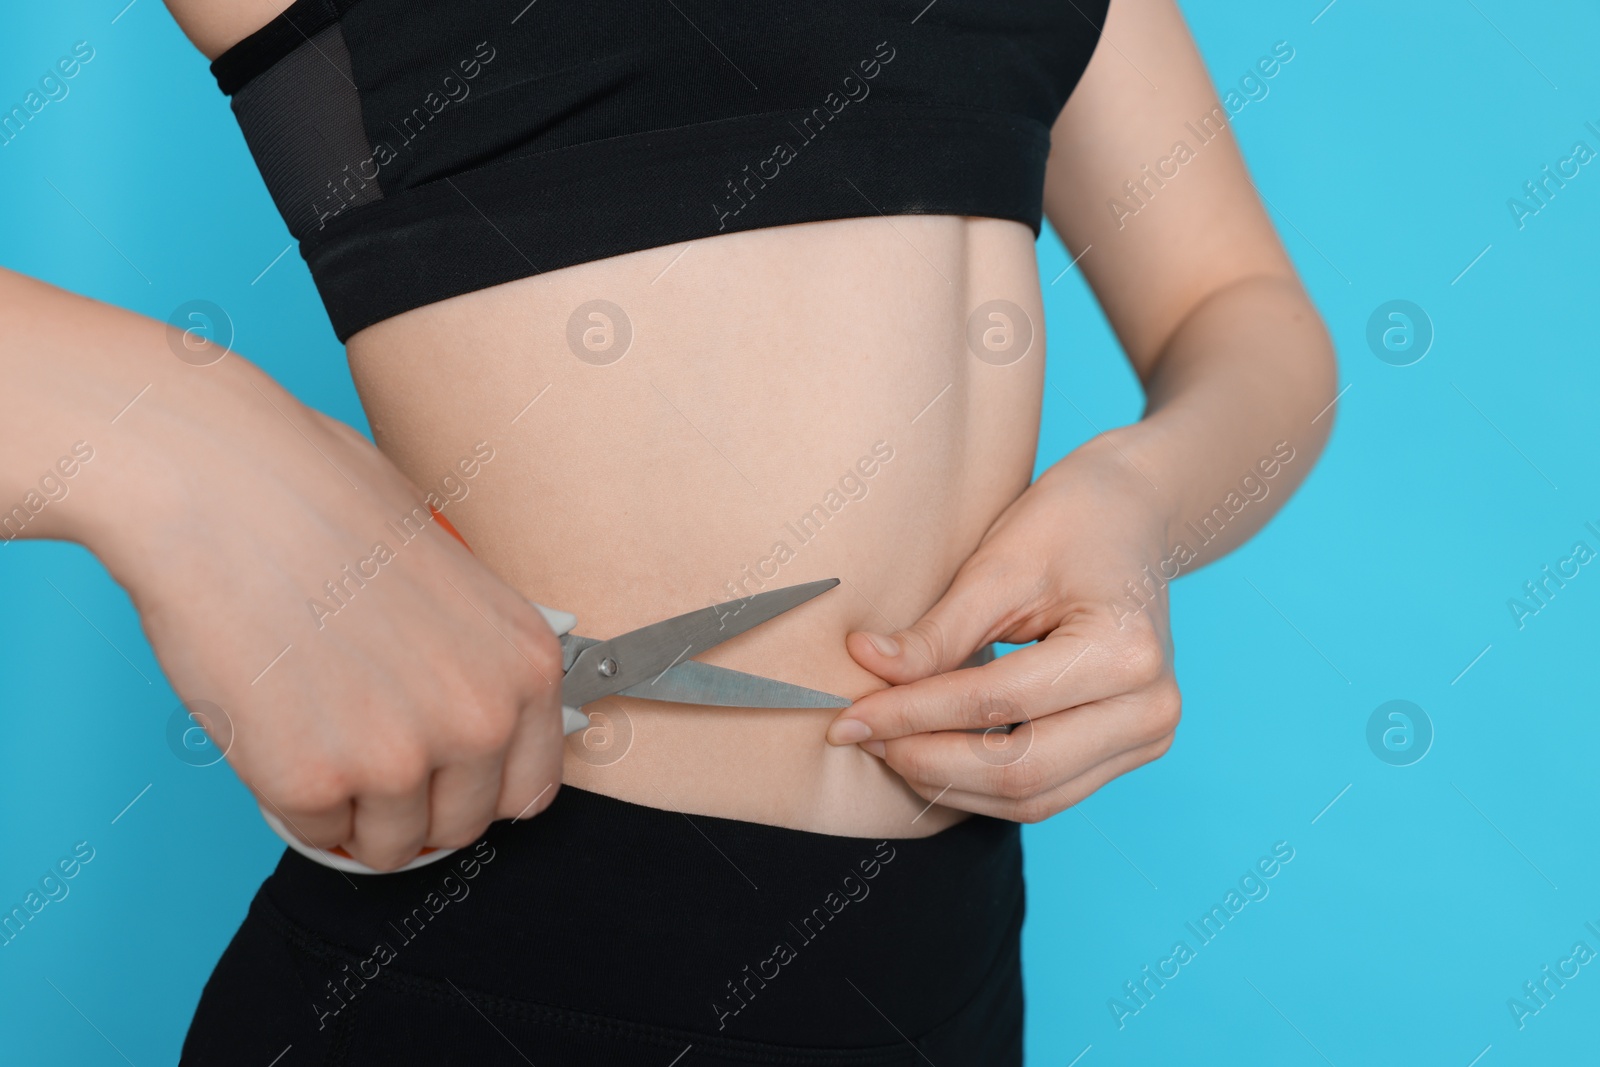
[[77, 338, 567, 871], [826, 434, 1182, 823]]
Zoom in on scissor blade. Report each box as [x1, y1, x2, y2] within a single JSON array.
[[562, 579, 839, 707], [616, 659, 851, 708]]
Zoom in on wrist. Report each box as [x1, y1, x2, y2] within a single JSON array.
[[2, 438, 107, 547], [1044, 427, 1177, 546], [70, 355, 277, 593], [1023, 431, 1177, 605], [1091, 415, 1308, 581]]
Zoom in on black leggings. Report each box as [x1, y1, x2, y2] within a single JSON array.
[[181, 786, 1025, 1066]]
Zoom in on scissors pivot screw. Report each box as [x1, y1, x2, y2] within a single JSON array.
[[598, 657, 620, 678]]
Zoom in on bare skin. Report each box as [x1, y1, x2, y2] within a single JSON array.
[[1, 0, 1336, 868]]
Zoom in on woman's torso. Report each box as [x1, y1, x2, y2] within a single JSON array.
[[351, 216, 1044, 837], [174, 0, 1058, 838]]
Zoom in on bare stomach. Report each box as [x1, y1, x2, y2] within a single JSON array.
[[345, 214, 1045, 838]]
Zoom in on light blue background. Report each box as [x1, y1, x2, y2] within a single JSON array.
[[2, 1, 1596, 1064]]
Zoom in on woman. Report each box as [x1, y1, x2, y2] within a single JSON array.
[[2, 0, 1335, 1060]]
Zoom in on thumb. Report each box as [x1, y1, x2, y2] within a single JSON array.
[[847, 562, 1011, 685]]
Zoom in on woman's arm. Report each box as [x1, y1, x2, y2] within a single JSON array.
[[1, 266, 566, 868], [823, 0, 1338, 820], [160, 0, 291, 59], [1040, 0, 1337, 564]]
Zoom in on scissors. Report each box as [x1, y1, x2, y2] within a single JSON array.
[[259, 507, 851, 874]]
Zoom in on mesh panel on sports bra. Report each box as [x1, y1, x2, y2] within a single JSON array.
[[229, 23, 381, 240]]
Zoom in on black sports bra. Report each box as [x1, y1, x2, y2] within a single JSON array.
[[212, 0, 1108, 342]]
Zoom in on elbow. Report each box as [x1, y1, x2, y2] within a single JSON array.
[[1293, 287, 1340, 465], [1217, 271, 1341, 463]]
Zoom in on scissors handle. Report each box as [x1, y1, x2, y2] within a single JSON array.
[[259, 507, 588, 875]]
